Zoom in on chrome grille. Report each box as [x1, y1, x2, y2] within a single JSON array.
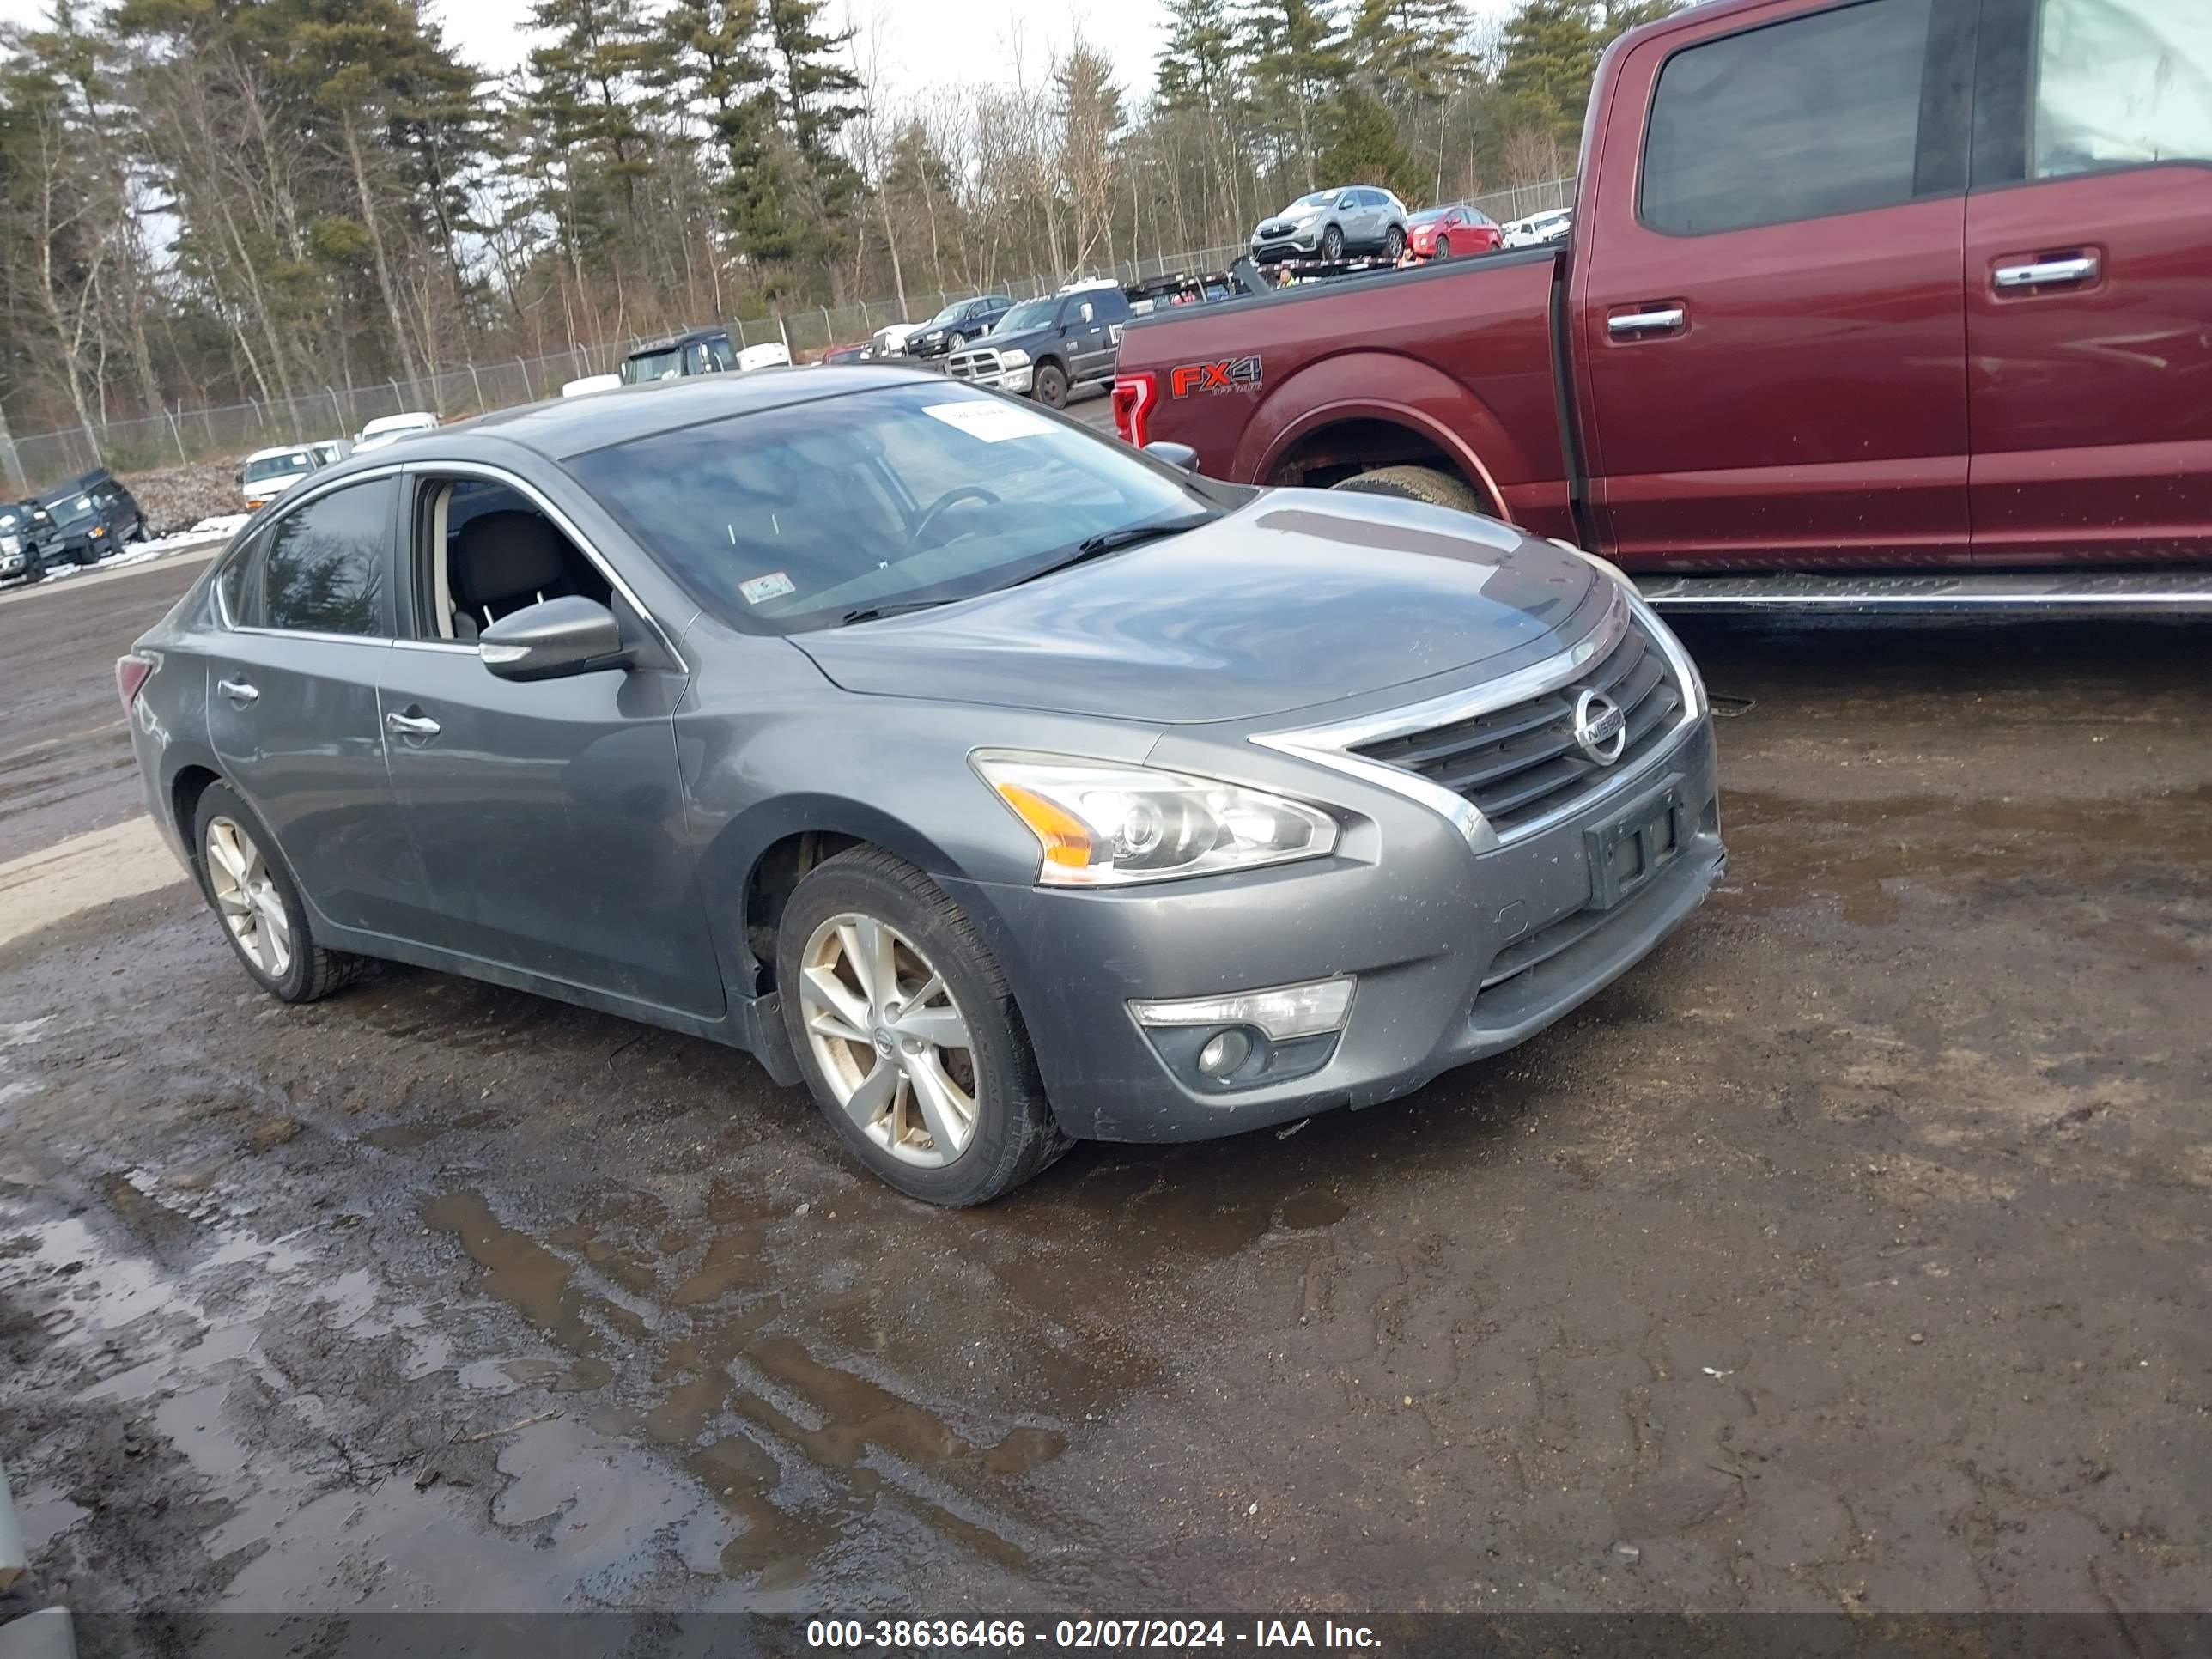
[[946, 349, 999, 381], [1348, 616, 1684, 838]]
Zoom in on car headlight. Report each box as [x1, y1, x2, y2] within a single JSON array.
[[994, 348, 1030, 368], [89, 524, 105, 538], [973, 751, 1338, 887]]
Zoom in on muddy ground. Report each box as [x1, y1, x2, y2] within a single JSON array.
[[0, 554, 2206, 1642]]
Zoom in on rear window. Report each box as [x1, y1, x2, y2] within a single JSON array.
[[246, 452, 314, 483], [1640, 0, 1935, 234]]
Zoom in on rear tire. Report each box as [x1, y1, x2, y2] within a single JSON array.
[[776, 848, 1068, 1206], [1330, 465, 1488, 517], [1385, 225, 1406, 260], [1032, 361, 1069, 409], [191, 782, 370, 1004]]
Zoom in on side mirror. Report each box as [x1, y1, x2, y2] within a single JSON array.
[[1145, 441, 1199, 471], [478, 595, 629, 682]]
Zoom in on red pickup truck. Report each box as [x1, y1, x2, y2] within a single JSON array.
[[1113, 0, 2212, 608]]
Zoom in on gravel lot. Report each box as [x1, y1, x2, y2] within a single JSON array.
[[0, 541, 2206, 1632]]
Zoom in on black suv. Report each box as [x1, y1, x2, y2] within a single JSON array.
[[0, 470, 146, 582], [620, 327, 738, 384], [902, 295, 1015, 360]]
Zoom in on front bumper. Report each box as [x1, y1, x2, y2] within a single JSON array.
[[1250, 226, 1322, 262], [946, 715, 1723, 1142]]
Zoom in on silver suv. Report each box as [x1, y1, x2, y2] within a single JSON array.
[[1250, 185, 1409, 264]]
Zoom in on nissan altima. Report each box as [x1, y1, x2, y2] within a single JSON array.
[[121, 369, 1724, 1204]]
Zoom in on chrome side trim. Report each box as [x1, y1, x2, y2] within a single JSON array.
[[391, 638, 477, 654], [225, 627, 396, 648]]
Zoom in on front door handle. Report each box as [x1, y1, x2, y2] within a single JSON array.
[[385, 711, 441, 739], [216, 678, 259, 707], [1994, 253, 2099, 289], [1607, 307, 1686, 337]]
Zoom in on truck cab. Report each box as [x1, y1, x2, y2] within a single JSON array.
[[620, 328, 739, 385]]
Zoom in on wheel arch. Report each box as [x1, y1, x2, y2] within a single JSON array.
[[1240, 358, 1522, 520], [701, 797, 964, 998]]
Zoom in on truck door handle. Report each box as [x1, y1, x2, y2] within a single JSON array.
[[385, 710, 441, 739], [216, 678, 259, 707], [1607, 307, 1686, 337], [1993, 254, 2098, 289]]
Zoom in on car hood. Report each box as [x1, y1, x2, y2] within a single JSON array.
[[792, 489, 1602, 726]]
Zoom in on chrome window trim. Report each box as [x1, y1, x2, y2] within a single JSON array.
[[404, 459, 687, 672], [1252, 574, 1704, 855], [225, 627, 397, 648]]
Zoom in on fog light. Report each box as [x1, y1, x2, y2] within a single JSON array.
[[1129, 975, 1355, 1041], [1197, 1029, 1251, 1079]]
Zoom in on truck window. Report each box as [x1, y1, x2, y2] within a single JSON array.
[[2031, 0, 2212, 178], [1640, 0, 1936, 235]]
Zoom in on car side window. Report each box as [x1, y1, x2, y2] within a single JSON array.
[[2032, 0, 2212, 178], [1640, 0, 1936, 235], [260, 478, 393, 638], [216, 537, 262, 626]]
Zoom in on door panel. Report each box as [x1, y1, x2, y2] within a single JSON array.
[[1964, 0, 2212, 564], [1575, 0, 1972, 571], [208, 634, 420, 936], [376, 647, 724, 1018]]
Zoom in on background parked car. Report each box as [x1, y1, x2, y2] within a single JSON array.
[[356, 411, 441, 451], [1501, 208, 1572, 248], [621, 327, 738, 383], [0, 497, 56, 583], [12, 470, 148, 570], [240, 446, 321, 510], [871, 321, 921, 358], [1407, 204, 1503, 258], [562, 374, 622, 398], [1250, 185, 1408, 264], [947, 283, 1132, 407], [903, 295, 1017, 359], [819, 341, 872, 365]]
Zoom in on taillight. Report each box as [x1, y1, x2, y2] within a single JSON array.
[[116, 653, 153, 711], [1110, 372, 1155, 448]]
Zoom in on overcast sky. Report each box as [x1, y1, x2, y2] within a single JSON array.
[[0, 0, 1180, 102]]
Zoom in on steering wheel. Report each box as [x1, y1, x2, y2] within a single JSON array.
[[904, 485, 1000, 554]]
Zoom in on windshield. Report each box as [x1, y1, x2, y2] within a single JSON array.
[[1291, 191, 1339, 210], [926, 301, 969, 326], [994, 298, 1058, 333], [1408, 208, 1449, 225], [622, 348, 681, 384], [566, 381, 1210, 635], [246, 452, 314, 483], [47, 494, 97, 526]]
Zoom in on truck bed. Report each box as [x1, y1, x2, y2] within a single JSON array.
[[1118, 249, 1574, 537]]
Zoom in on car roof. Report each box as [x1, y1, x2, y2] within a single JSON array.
[[246, 444, 314, 462], [628, 326, 731, 355], [362, 412, 437, 430], [345, 364, 956, 463]]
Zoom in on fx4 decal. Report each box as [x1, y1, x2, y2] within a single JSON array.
[[1169, 356, 1261, 398]]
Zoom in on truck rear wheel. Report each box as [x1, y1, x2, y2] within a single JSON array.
[[1330, 465, 1488, 518]]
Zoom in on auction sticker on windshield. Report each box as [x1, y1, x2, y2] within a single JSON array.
[[924, 403, 1058, 443], [740, 571, 796, 604]]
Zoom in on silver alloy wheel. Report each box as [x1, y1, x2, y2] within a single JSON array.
[[204, 815, 293, 979], [798, 912, 978, 1167]]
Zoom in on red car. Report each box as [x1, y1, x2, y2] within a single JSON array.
[[820, 341, 872, 365], [1405, 204, 1502, 259]]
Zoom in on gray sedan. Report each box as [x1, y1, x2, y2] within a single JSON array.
[[120, 368, 1724, 1203]]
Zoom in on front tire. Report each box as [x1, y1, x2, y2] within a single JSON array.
[[1436, 234, 1452, 259], [1320, 224, 1345, 261], [777, 848, 1066, 1206], [192, 782, 369, 1003], [1330, 465, 1488, 517], [1031, 360, 1069, 409]]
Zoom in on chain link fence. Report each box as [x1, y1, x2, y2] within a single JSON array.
[[1, 177, 1577, 495]]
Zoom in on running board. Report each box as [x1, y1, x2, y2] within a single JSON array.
[[1635, 569, 2212, 615]]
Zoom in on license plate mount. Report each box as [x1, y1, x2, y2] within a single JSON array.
[[1583, 774, 1686, 911]]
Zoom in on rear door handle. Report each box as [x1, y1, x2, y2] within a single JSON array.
[[385, 711, 441, 739], [1994, 253, 2099, 289], [1607, 307, 1686, 337], [216, 678, 258, 707]]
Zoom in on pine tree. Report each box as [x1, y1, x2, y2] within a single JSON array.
[[1242, 0, 1346, 195], [526, 0, 667, 230], [1494, 0, 1603, 141], [1318, 84, 1421, 197], [760, 0, 861, 279]]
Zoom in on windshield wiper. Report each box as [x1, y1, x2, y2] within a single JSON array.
[[1012, 512, 1221, 587], [839, 598, 958, 626]]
